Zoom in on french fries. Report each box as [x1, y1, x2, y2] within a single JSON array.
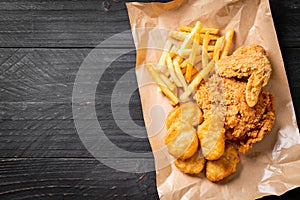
[[213, 36, 224, 62], [221, 29, 235, 58], [146, 63, 179, 105], [158, 40, 172, 70], [146, 21, 234, 105], [180, 60, 215, 100], [146, 21, 238, 182]]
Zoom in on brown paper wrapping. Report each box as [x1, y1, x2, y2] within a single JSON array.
[[126, 0, 300, 199]]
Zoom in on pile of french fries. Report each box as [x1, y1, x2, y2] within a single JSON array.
[[146, 21, 234, 106]]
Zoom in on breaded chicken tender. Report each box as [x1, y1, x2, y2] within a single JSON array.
[[206, 143, 240, 182], [165, 121, 199, 160], [166, 102, 203, 129], [174, 150, 205, 174], [216, 44, 272, 107]]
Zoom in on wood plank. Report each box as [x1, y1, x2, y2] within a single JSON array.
[[0, 48, 139, 102], [0, 0, 298, 47], [0, 125, 152, 158], [0, 158, 158, 200]]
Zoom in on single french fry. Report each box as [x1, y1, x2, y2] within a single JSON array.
[[180, 21, 202, 50], [221, 29, 234, 58], [185, 34, 200, 82], [189, 34, 200, 63], [185, 63, 193, 82], [158, 40, 172, 70], [166, 55, 182, 87], [169, 31, 189, 41], [180, 26, 219, 35], [213, 36, 224, 62], [201, 34, 219, 41], [203, 31, 210, 53], [179, 25, 192, 32], [200, 28, 219, 35], [180, 61, 215, 100], [173, 57, 188, 90], [208, 52, 214, 58], [177, 49, 192, 57], [202, 45, 209, 68]]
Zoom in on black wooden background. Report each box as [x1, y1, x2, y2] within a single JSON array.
[[0, 0, 299, 199]]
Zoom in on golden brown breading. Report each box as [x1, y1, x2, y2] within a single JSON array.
[[166, 102, 203, 130], [197, 114, 225, 161], [216, 44, 272, 107], [232, 44, 267, 56], [174, 150, 205, 174], [194, 78, 275, 154], [226, 92, 275, 153], [206, 143, 240, 182], [165, 121, 199, 160]]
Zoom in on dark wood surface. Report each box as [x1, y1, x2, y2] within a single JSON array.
[[0, 0, 299, 199]]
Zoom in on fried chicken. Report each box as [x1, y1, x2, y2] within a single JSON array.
[[206, 143, 240, 182], [194, 74, 275, 154], [216, 44, 272, 107]]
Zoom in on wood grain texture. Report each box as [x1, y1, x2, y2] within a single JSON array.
[[0, 158, 158, 200], [0, 0, 298, 47], [0, 0, 299, 199]]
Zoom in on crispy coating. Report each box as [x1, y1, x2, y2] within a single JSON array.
[[216, 44, 272, 107], [197, 114, 225, 161], [206, 143, 240, 182], [174, 150, 205, 174], [165, 121, 199, 160], [166, 102, 203, 130], [194, 78, 275, 154]]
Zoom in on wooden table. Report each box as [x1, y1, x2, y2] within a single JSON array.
[[0, 0, 299, 199]]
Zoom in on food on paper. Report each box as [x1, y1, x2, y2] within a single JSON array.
[[164, 121, 198, 160], [174, 150, 205, 174], [197, 113, 226, 160], [145, 21, 275, 182], [194, 77, 275, 154], [216, 44, 272, 107], [166, 102, 203, 129], [206, 143, 240, 182]]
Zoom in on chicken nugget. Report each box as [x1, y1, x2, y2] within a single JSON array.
[[174, 150, 205, 174], [166, 102, 203, 129], [206, 143, 240, 182], [197, 112, 225, 161], [165, 121, 198, 160]]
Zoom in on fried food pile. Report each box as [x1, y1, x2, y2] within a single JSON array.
[[146, 22, 275, 182], [195, 44, 275, 154]]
